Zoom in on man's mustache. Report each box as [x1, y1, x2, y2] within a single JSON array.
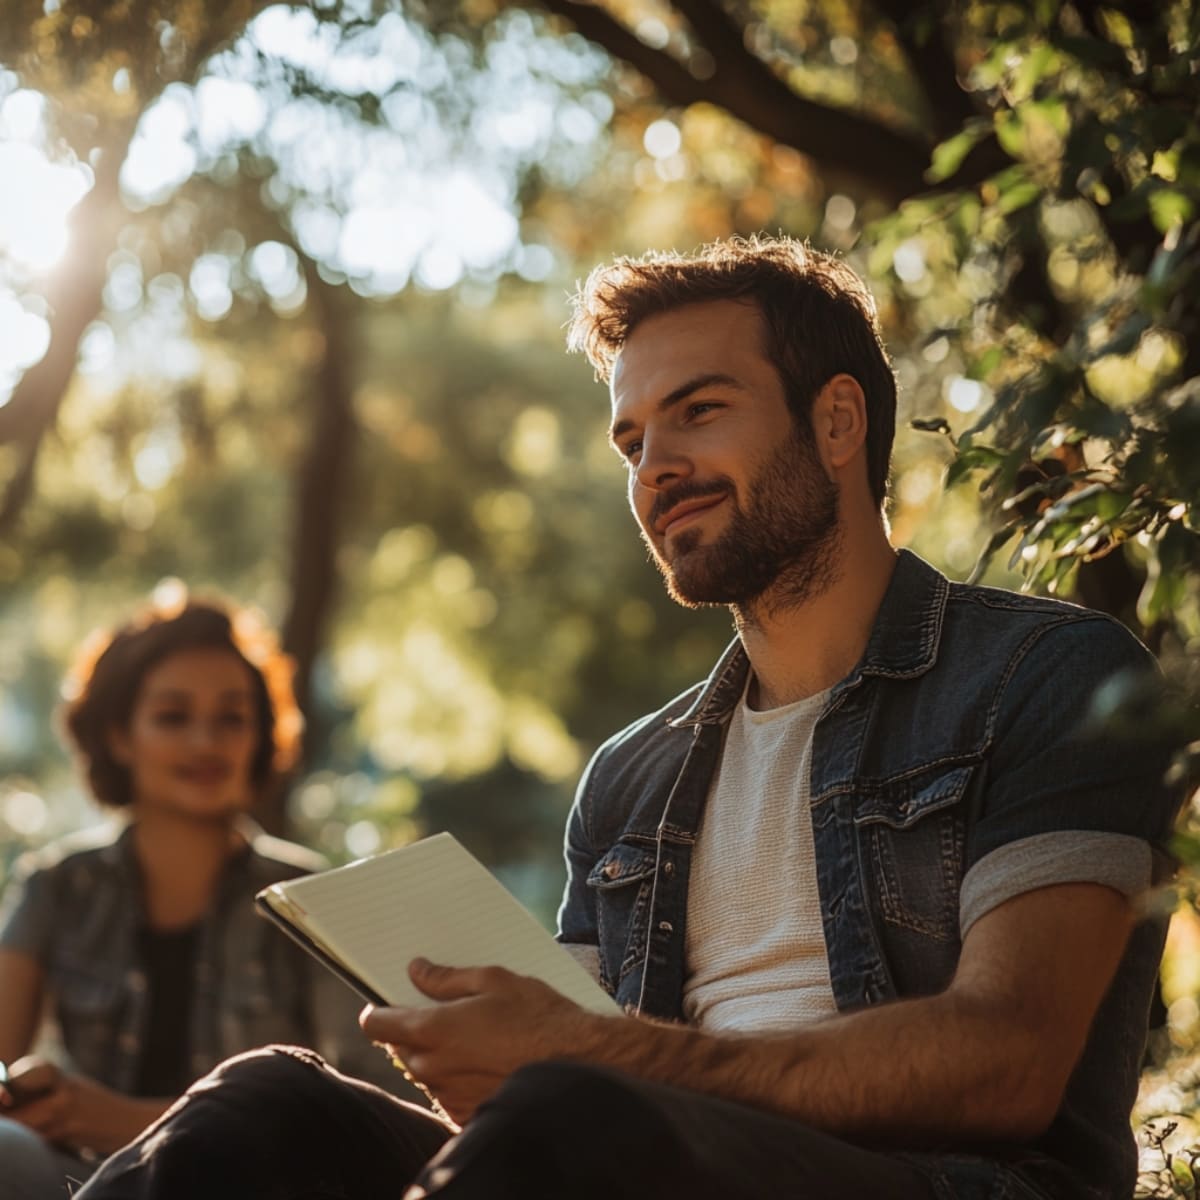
[[647, 480, 732, 532]]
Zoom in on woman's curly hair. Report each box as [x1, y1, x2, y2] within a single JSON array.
[[61, 590, 303, 809]]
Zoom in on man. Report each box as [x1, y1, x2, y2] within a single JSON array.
[[77, 237, 1176, 1200]]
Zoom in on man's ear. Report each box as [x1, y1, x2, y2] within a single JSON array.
[[814, 374, 868, 470]]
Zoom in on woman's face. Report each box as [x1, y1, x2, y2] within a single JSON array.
[[110, 648, 262, 821]]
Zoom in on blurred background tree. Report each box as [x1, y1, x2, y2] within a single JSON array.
[[1, 2, 1198, 1182]]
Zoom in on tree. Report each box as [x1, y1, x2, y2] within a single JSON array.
[[522, 0, 1200, 786], [2, 0, 1196, 853]]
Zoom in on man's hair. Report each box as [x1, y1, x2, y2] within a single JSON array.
[[566, 236, 897, 504], [62, 595, 303, 809]]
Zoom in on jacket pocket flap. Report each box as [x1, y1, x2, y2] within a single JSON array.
[[586, 842, 657, 890], [853, 764, 975, 830], [52, 956, 124, 1013]]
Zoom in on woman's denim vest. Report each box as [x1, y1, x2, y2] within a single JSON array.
[[558, 550, 1177, 1200]]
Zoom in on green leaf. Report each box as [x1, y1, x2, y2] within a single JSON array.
[[1148, 188, 1195, 235], [1169, 830, 1200, 869], [1013, 43, 1061, 99], [969, 347, 1004, 381], [967, 526, 1017, 585], [946, 443, 1005, 487], [990, 165, 1043, 214], [995, 110, 1025, 160], [1098, 9, 1135, 48], [954, 194, 982, 242], [927, 120, 992, 184], [1028, 98, 1070, 139]]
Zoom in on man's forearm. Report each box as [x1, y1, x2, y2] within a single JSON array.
[[574, 988, 1050, 1145], [568, 885, 1135, 1144]]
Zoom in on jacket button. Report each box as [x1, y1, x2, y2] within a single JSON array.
[[658, 920, 673, 933], [602, 861, 621, 880], [662, 862, 674, 877]]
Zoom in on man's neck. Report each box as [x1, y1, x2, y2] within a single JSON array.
[[736, 523, 897, 711]]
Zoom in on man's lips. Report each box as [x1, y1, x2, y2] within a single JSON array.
[[655, 494, 726, 537]]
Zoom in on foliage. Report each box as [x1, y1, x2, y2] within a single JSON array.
[[0, 0, 1198, 1086], [882, 2, 1200, 863]]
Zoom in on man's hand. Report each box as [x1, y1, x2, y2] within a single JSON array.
[[359, 958, 604, 1123], [2, 1055, 169, 1154]]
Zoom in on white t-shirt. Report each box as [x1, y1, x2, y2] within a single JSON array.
[[682, 683, 837, 1033]]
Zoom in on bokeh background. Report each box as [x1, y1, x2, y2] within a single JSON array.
[[1, 3, 1198, 1191]]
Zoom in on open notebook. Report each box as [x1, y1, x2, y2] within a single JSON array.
[[255, 832, 616, 1015]]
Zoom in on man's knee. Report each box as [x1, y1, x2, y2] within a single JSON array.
[[412, 1063, 686, 1199], [487, 1059, 654, 1131], [478, 1060, 682, 1165], [134, 1045, 341, 1154], [194, 1042, 330, 1090]]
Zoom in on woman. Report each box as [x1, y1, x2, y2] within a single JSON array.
[[0, 594, 394, 1197]]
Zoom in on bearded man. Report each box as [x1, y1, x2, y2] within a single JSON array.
[[77, 238, 1176, 1200]]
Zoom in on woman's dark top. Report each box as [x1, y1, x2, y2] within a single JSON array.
[[133, 923, 200, 1098]]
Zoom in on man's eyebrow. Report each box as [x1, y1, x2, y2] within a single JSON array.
[[609, 373, 746, 445]]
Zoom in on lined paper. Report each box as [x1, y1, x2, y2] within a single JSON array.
[[262, 832, 616, 1013]]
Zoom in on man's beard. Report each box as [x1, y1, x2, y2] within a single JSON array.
[[644, 427, 842, 614]]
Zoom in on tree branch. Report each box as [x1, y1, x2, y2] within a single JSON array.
[[534, 0, 932, 201], [0, 0, 278, 530], [0, 121, 134, 506], [868, 0, 976, 137]]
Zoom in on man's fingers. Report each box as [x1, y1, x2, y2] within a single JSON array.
[[408, 958, 512, 1000], [360, 1004, 423, 1044]]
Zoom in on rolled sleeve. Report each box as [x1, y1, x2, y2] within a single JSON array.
[[0, 857, 56, 958], [960, 830, 1153, 936], [963, 617, 1179, 934], [555, 749, 602, 947]]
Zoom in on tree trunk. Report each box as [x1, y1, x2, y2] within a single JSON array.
[[264, 267, 359, 835], [0, 127, 135, 534]]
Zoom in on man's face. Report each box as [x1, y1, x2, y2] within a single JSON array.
[[609, 299, 841, 611]]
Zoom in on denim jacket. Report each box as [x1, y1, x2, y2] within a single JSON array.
[[558, 550, 1177, 1200], [0, 819, 400, 1096]]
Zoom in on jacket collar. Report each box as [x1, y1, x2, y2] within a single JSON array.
[[672, 549, 950, 727], [107, 813, 261, 877]]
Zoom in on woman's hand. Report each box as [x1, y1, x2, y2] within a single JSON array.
[[4, 1055, 170, 1155]]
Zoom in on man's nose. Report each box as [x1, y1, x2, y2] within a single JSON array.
[[634, 431, 691, 492]]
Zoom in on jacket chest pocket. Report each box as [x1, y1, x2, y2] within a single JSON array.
[[217, 936, 310, 1059], [853, 764, 973, 947], [50, 957, 127, 1078], [586, 841, 658, 991]]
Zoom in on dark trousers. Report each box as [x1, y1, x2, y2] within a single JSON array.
[[74, 1045, 937, 1200]]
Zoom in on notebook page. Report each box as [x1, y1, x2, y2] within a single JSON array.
[[274, 832, 616, 1014]]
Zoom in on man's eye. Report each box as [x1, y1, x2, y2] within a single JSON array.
[[152, 711, 188, 727], [686, 402, 717, 419], [219, 712, 251, 729], [620, 441, 642, 462]]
